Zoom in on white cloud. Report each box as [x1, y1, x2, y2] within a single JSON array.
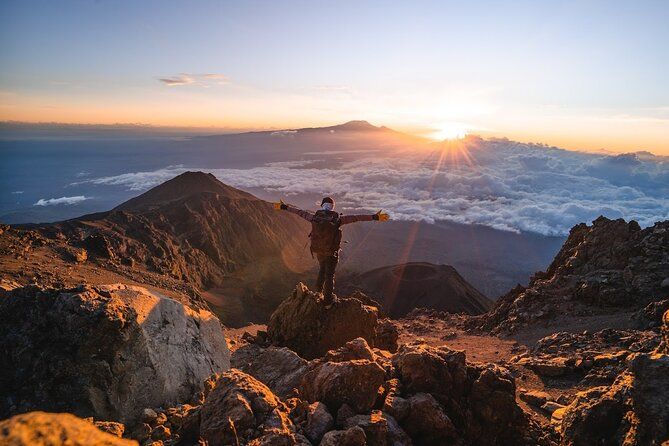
[[34, 196, 90, 206], [158, 73, 229, 87], [76, 139, 669, 236], [159, 75, 195, 86]]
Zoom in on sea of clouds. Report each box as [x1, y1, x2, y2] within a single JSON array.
[[76, 138, 669, 236]]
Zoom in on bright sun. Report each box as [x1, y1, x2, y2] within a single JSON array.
[[428, 122, 469, 141]]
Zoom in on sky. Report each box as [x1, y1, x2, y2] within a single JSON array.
[[1, 0, 668, 154]]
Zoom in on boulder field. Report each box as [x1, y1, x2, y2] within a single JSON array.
[[2, 276, 669, 445]]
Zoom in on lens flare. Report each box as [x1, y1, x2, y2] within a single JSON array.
[[428, 122, 470, 140]]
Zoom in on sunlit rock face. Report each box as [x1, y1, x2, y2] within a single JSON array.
[[0, 283, 230, 423], [0, 412, 138, 446], [267, 282, 380, 360]]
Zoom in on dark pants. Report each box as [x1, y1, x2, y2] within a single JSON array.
[[316, 252, 339, 304]]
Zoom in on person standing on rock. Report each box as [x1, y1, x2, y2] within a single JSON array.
[[275, 197, 389, 308]]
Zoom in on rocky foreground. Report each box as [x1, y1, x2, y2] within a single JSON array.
[[1, 215, 668, 445], [2, 277, 669, 446]]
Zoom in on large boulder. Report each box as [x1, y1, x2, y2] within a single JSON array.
[[300, 356, 386, 413], [0, 411, 137, 446], [559, 352, 669, 445], [0, 284, 230, 423], [232, 344, 309, 398], [402, 393, 456, 445], [304, 401, 334, 443], [267, 283, 380, 359], [466, 363, 529, 445], [199, 370, 305, 446], [392, 343, 468, 403]]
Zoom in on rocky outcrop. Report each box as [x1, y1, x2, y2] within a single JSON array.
[[392, 343, 468, 402], [267, 283, 382, 359], [199, 370, 309, 446], [547, 311, 669, 445], [0, 412, 137, 446], [300, 353, 386, 413], [558, 352, 669, 445], [343, 411, 411, 445], [0, 283, 230, 423], [391, 343, 531, 445], [231, 344, 309, 398], [304, 401, 334, 443], [478, 217, 669, 333]]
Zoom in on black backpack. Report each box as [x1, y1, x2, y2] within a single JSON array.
[[309, 209, 342, 255]]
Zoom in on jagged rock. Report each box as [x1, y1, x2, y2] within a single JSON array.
[[541, 401, 565, 415], [304, 402, 334, 443], [392, 343, 468, 402], [0, 411, 138, 445], [319, 426, 367, 446], [559, 353, 669, 445], [268, 283, 380, 359], [199, 370, 296, 446], [478, 218, 669, 333], [466, 363, 529, 445], [232, 344, 309, 398], [300, 352, 386, 413], [519, 390, 552, 407], [247, 429, 311, 446], [151, 425, 171, 441], [402, 393, 455, 444], [0, 284, 230, 423], [94, 421, 126, 437], [382, 379, 410, 422], [660, 309, 669, 354], [343, 410, 412, 446], [375, 319, 400, 353], [325, 337, 376, 362], [141, 408, 158, 424], [0, 278, 21, 296], [83, 233, 116, 260], [391, 343, 530, 446], [518, 357, 574, 377], [634, 298, 669, 329]]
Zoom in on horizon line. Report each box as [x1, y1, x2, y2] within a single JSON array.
[[0, 119, 663, 158]]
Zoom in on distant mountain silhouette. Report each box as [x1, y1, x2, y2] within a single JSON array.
[[296, 120, 391, 133], [341, 261, 493, 317]]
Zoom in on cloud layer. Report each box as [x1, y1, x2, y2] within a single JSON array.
[[34, 196, 90, 206], [76, 138, 669, 236]]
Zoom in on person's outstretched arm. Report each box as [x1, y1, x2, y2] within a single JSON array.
[[340, 210, 389, 225], [274, 200, 314, 222]]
